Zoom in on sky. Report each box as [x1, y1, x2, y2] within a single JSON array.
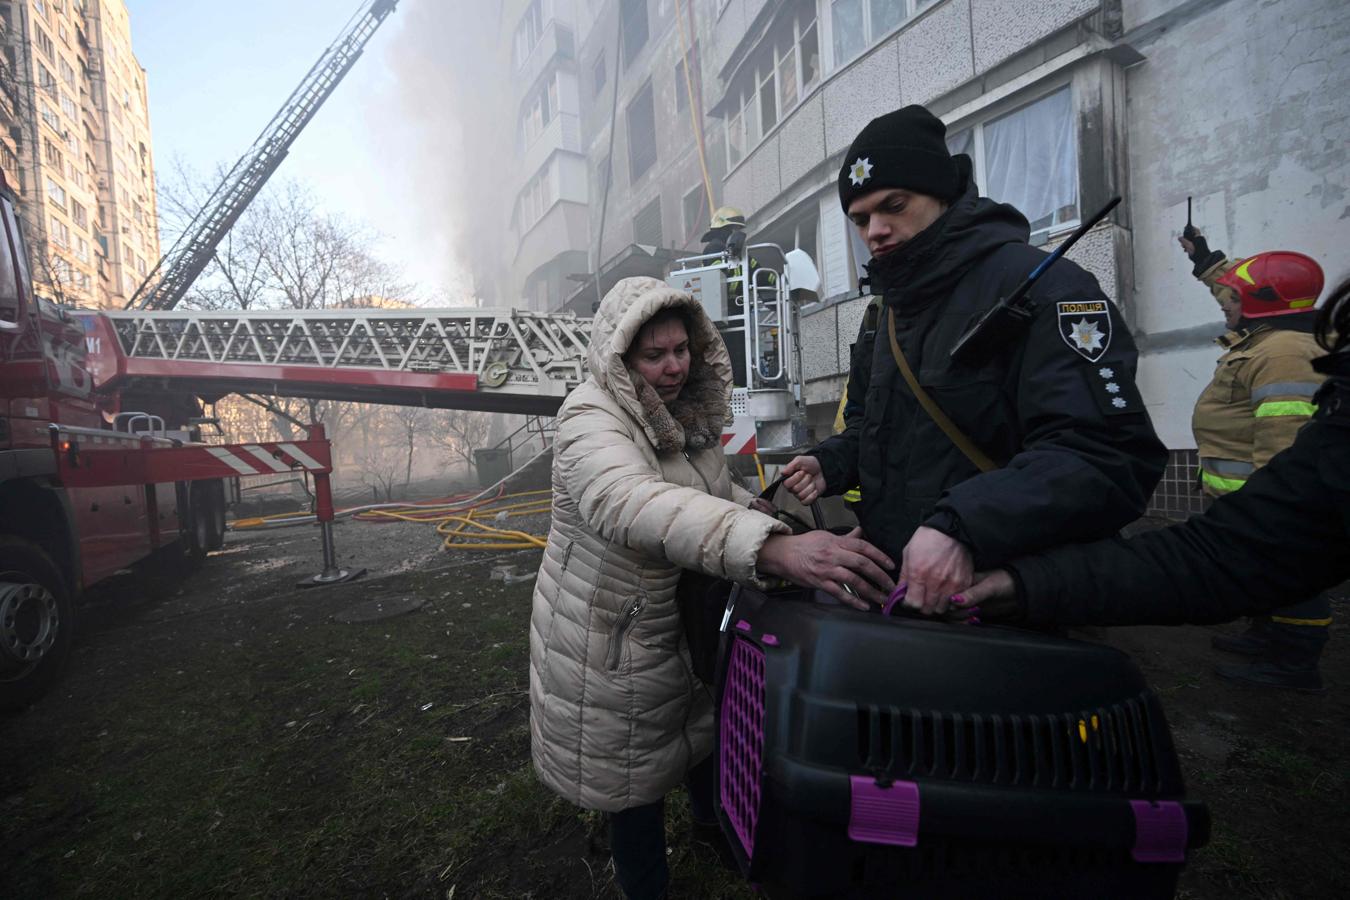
[[125, 0, 471, 302]]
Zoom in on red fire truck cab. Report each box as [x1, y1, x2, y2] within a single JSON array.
[[0, 177, 230, 709]]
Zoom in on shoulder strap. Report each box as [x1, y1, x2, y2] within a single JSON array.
[[886, 308, 999, 473]]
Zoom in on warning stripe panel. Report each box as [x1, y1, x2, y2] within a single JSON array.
[[207, 446, 260, 476], [242, 445, 292, 472], [278, 442, 325, 471]]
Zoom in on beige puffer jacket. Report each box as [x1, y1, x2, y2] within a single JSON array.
[[529, 276, 788, 813]]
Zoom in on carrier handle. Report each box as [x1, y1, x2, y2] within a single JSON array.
[[758, 475, 827, 532]]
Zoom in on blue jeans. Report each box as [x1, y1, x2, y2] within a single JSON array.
[[609, 757, 716, 900]]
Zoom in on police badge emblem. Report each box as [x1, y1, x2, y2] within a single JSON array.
[[1057, 300, 1113, 362]]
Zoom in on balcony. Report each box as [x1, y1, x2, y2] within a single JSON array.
[[515, 111, 582, 198], [515, 19, 575, 102], [512, 199, 589, 280]]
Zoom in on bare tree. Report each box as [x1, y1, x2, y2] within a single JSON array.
[[428, 409, 491, 472], [388, 405, 429, 491], [158, 167, 412, 311], [356, 445, 402, 502]]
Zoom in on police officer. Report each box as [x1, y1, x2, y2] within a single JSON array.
[[1178, 234, 1330, 691], [781, 105, 1167, 612]]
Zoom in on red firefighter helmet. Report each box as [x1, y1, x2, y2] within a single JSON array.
[[1215, 251, 1324, 319]]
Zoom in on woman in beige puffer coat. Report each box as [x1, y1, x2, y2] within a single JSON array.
[[529, 276, 894, 899]]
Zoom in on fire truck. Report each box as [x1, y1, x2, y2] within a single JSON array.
[[0, 0, 819, 708]]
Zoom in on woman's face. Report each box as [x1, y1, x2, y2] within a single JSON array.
[[628, 317, 691, 403]]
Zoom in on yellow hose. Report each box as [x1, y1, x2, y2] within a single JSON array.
[[231, 489, 553, 552]]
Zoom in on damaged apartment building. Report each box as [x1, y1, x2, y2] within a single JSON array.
[[483, 0, 1350, 516]]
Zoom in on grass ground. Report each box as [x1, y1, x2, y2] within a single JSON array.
[[1, 520, 1347, 898]]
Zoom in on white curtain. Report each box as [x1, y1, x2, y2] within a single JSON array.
[[984, 87, 1078, 233]]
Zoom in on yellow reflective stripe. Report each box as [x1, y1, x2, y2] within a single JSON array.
[[1269, 616, 1333, 627], [1233, 257, 1257, 285], [1201, 470, 1246, 493], [1287, 298, 1316, 309], [1254, 400, 1317, 418], [843, 488, 861, 502]]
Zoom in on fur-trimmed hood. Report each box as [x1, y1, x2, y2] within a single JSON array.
[[588, 276, 733, 454]]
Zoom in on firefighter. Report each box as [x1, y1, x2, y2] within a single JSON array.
[[700, 206, 777, 293], [700, 206, 747, 256], [781, 105, 1167, 614], [1178, 233, 1330, 691]]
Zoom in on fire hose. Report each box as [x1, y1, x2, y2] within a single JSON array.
[[230, 487, 552, 551]]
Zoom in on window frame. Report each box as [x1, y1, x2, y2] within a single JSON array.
[[625, 79, 657, 183], [592, 54, 607, 97], [945, 82, 1081, 243], [35, 26, 55, 60], [825, 0, 930, 72], [513, 0, 545, 70], [49, 214, 70, 249], [620, 0, 649, 70], [632, 194, 663, 247], [726, 2, 819, 172], [45, 177, 66, 211]]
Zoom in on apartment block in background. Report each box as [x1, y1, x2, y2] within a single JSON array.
[[2, 0, 160, 309]]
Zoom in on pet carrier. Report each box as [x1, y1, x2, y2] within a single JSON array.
[[715, 588, 1208, 898]]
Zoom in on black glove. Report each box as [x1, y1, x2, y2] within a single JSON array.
[[1186, 233, 1212, 264]]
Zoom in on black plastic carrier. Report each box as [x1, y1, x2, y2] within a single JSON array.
[[714, 587, 1209, 899]]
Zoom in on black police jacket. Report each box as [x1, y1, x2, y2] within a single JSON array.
[[1010, 354, 1350, 625], [808, 184, 1167, 567]]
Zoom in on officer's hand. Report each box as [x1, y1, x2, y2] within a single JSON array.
[[757, 527, 895, 609], [898, 526, 974, 616], [781, 455, 826, 505]]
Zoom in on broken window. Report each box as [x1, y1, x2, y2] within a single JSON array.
[[682, 185, 705, 245], [626, 80, 656, 182], [620, 0, 648, 69]]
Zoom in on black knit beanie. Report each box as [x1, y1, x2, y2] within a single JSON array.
[[838, 105, 961, 212]]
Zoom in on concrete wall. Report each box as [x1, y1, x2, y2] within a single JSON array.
[[1123, 0, 1350, 446]]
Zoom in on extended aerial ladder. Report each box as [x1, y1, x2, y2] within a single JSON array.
[[127, 0, 400, 312], [79, 306, 591, 417]]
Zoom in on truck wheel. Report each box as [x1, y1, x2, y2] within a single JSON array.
[[186, 487, 209, 563], [0, 536, 74, 711], [205, 481, 227, 551]]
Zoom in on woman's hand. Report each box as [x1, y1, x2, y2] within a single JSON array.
[[757, 527, 895, 610], [781, 455, 826, 505], [942, 570, 1021, 623]]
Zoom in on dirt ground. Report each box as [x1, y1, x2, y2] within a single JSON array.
[[1, 509, 1347, 899]]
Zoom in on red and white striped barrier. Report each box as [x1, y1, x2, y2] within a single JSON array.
[[204, 442, 328, 476], [721, 417, 758, 455]]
